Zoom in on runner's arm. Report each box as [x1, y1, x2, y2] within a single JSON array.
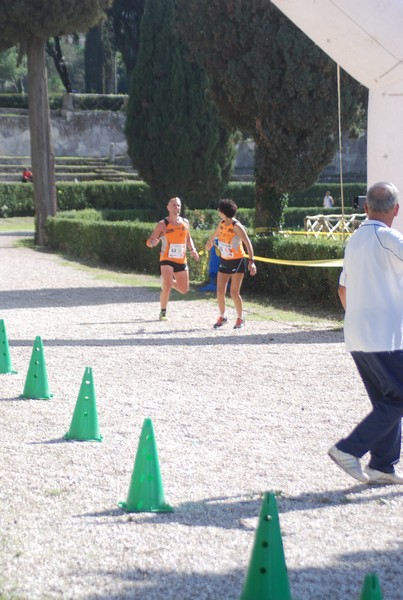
[[146, 221, 165, 248]]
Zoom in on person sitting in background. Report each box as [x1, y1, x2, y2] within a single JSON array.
[[21, 168, 33, 183]]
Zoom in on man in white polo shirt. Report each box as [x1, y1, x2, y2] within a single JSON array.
[[328, 181, 403, 484]]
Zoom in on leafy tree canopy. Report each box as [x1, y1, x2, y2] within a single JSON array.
[[0, 0, 111, 50], [176, 0, 367, 197]]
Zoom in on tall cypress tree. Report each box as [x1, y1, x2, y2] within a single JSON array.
[[125, 0, 238, 211], [84, 27, 104, 93]]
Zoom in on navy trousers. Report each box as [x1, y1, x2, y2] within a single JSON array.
[[337, 350, 403, 473]]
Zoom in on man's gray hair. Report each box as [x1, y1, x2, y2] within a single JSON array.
[[366, 182, 399, 213]]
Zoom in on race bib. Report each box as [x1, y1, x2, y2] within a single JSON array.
[[168, 243, 186, 259], [218, 241, 233, 258]]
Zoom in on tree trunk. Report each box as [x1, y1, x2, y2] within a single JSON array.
[[27, 35, 56, 245], [254, 141, 287, 230]]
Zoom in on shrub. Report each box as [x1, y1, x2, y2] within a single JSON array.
[[46, 217, 209, 282]]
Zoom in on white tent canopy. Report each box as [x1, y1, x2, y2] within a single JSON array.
[[271, 0, 403, 231]]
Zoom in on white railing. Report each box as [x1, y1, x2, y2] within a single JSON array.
[[304, 213, 366, 239]]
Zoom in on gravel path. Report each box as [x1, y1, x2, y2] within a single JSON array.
[[0, 231, 402, 600]]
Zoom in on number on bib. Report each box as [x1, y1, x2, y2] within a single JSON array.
[[218, 241, 233, 258], [168, 243, 186, 259]]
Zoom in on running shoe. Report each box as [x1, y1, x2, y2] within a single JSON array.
[[159, 311, 168, 321], [328, 445, 368, 483], [364, 466, 403, 484], [213, 316, 228, 329], [233, 317, 245, 329]]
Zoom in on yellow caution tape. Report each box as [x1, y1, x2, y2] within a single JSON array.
[[199, 248, 343, 268], [246, 255, 343, 268], [255, 227, 352, 237]]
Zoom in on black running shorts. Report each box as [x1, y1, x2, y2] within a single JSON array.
[[160, 260, 188, 273], [218, 258, 247, 275]]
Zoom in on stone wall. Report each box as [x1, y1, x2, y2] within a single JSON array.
[[0, 108, 127, 158], [0, 107, 366, 181]]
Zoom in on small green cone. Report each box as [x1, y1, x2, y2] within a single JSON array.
[[360, 573, 383, 600], [20, 336, 52, 399], [240, 492, 292, 600], [64, 367, 103, 441], [0, 319, 17, 374], [118, 418, 173, 513]]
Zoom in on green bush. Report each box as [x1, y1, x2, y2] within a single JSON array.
[[223, 181, 255, 208], [56, 181, 152, 210], [243, 234, 344, 304], [0, 178, 367, 219], [71, 94, 127, 111], [0, 184, 35, 216], [46, 217, 210, 281], [0, 93, 122, 111], [0, 94, 63, 110]]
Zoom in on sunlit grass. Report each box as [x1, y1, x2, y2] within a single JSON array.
[[0, 216, 34, 232]]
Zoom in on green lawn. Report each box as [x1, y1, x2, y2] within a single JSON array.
[[0, 216, 34, 231]]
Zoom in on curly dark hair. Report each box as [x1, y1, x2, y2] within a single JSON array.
[[218, 198, 237, 218]]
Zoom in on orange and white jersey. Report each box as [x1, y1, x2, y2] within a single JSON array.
[[160, 218, 189, 264], [217, 219, 245, 260]]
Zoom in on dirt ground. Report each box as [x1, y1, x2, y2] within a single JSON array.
[[0, 231, 402, 600]]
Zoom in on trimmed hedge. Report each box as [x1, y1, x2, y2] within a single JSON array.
[[46, 215, 345, 307], [0, 94, 63, 110], [287, 183, 367, 208], [0, 93, 125, 111], [46, 217, 210, 282], [0, 181, 154, 217], [0, 184, 35, 216], [0, 179, 367, 218], [244, 234, 343, 304], [54, 205, 359, 233]]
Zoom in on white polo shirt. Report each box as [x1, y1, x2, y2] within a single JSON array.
[[339, 219, 403, 351]]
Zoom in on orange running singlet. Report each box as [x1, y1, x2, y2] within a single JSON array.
[[217, 219, 245, 260], [160, 219, 188, 264]]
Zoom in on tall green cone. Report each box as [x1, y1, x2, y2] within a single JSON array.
[[20, 336, 52, 399], [118, 418, 173, 513], [0, 319, 17, 374], [240, 492, 292, 600], [64, 367, 103, 441], [360, 573, 383, 600]]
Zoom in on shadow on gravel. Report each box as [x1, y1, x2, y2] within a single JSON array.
[[77, 488, 403, 529], [75, 493, 403, 599], [0, 231, 33, 237], [8, 328, 343, 347], [81, 542, 403, 600], [0, 286, 157, 308]]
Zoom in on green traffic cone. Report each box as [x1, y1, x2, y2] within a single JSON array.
[[360, 573, 383, 600], [0, 319, 17, 374], [118, 418, 173, 513], [64, 367, 103, 441], [20, 336, 52, 399], [240, 492, 292, 600]]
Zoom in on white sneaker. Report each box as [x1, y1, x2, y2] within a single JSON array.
[[364, 466, 403, 484], [328, 445, 369, 483]]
